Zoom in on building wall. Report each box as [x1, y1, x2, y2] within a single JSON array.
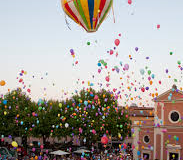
[[133, 88, 183, 160], [163, 128, 183, 160], [163, 102, 183, 126], [138, 127, 154, 159]]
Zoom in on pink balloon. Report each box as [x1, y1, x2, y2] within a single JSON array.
[[32, 148, 35, 152], [124, 64, 129, 70], [27, 89, 31, 93], [94, 95, 98, 100], [105, 76, 110, 82], [40, 145, 44, 149], [98, 69, 101, 73], [114, 39, 120, 46], [92, 129, 96, 134]]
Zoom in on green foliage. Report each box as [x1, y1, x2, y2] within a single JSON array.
[[0, 88, 131, 146]]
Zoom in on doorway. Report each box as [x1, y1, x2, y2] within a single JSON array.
[[169, 153, 179, 160], [143, 153, 150, 160]]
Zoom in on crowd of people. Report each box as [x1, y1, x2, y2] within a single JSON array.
[[0, 141, 133, 160]]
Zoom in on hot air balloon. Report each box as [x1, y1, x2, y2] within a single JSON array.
[[61, 0, 114, 32]]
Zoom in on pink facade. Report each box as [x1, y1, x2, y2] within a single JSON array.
[[133, 85, 183, 160]]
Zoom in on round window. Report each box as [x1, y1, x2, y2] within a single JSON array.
[[144, 135, 150, 144], [170, 111, 180, 122]]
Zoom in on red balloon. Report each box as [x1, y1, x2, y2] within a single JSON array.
[[19, 79, 23, 83], [141, 87, 145, 92], [128, 0, 132, 5], [27, 89, 31, 93], [101, 136, 108, 144], [114, 39, 120, 46], [157, 24, 160, 29], [110, 50, 114, 55]]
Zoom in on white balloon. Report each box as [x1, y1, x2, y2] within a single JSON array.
[[65, 123, 69, 128]]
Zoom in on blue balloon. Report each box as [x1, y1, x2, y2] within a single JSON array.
[[137, 151, 141, 156], [168, 96, 171, 101], [140, 69, 145, 75], [98, 63, 101, 67], [3, 100, 7, 105], [84, 101, 88, 106]]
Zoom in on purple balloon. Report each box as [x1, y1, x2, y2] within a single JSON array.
[[70, 49, 74, 54], [135, 47, 139, 51]]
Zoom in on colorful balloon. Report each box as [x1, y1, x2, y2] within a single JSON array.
[[114, 39, 120, 46], [124, 64, 129, 70], [12, 141, 18, 148], [0, 80, 6, 86], [101, 136, 108, 144], [140, 69, 145, 75], [61, 0, 114, 32], [128, 0, 132, 5]]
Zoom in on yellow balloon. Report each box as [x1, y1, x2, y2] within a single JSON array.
[[12, 141, 18, 148]]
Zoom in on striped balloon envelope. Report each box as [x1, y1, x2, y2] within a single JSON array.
[[61, 0, 113, 33]]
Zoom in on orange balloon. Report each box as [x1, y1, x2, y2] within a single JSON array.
[[0, 80, 6, 86], [149, 80, 153, 85], [35, 156, 38, 160]]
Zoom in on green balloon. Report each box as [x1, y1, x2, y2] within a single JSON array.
[[87, 42, 90, 45], [101, 60, 104, 64], [104, 63, 107, 66], [148, 70, 151, 75], [38, 107, 42, 110]]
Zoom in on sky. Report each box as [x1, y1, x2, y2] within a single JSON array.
[[0, 0, 183, 106]]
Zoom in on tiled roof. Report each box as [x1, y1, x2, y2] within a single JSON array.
[[120, 106, 154, 117]]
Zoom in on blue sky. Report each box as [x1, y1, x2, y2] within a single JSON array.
[[0, 0, 183, 106]]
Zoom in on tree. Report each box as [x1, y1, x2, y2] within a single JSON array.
[[0, 87, 131, 149], [0, 88, 34, 149], [55, 88, 131, 147], [31, 99, 61, 146]]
